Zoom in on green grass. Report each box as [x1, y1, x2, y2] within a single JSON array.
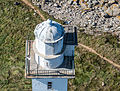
[[68, 32, 120, 91], [0, 0, 120, 91], [0, 0, 63, 90], [0, 0, 40, 90]]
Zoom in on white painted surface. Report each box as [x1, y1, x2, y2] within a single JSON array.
[[31, 20, 76, 91], [35, 38, 63, 55], [45, 39, 63, 55], [35, 53, 64, 69], [36, 38, 45, 55], [34, 19, 64, 43], [32, 78, 68, 91], [34, 19, 64, 55], [64, 45, 74, 56], [53, 39, 63, 55], [34, 19, 65, 69]]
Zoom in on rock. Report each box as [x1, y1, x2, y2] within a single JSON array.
[[84, 0, 88, 2], [88, 0, 92, 3], [111, 4, 120, 16], [106, 4, 120, 16], [102, 5, 108, 11], [108, 23, 113, 28], [102, 82, 105, 86], [25, 17, 29, 20], [88, 3, 93, 8], [105, 8, 112, 16], [47, 9, 52, 13], [92, 22, 97, 26], [105, 28, 109, 31], [117, 27, 120, 30], [103, 0, 109, 3], [53, 3, 58, 7], [48, 3, 53, 7], [14, 2, 20, 5], [100, 0, 109, 5], [92, 0, 99, 6], [83, 24, 87, 27], [72, 1, 78, 5], [33, 13, 36, 16], [116, 16, 120, 20], [38, 5, 41, 8], [7, 8, 10, 11], [39, 0, 120, 33], [63, 21, 71, 24], [57, 5, 61, 8], [103, 12, 111, 18], [108, 0, 116, 4], [79, 1, 88, 8], [68, 0, 74, 5], [88, 19, 92, 24], [117, 0, 120, 5], [52, 3, 61, 8]]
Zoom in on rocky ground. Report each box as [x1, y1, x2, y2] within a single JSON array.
[[32, 0, 120, 33]]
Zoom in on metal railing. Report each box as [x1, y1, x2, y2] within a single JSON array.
[[25, 40, 29, 75], [29, 69, 75, 76], [25, 40, 75, 77], [25, 40, 33, 75]]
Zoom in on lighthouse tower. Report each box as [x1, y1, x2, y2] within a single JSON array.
[[25, 19, 77, 91]]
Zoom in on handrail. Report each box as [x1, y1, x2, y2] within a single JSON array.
[[25, 40, 29, 75], [25, 40, 75, 77], [29, 69, 75, 76]]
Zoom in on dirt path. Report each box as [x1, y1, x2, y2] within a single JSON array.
[[21, 0, 46, 21], [79, 43, 120, 69], [21, 0, 120, 69]]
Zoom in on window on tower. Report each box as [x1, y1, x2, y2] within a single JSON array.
[[46, 62, 49, 67], [48, 82, 52, 89]]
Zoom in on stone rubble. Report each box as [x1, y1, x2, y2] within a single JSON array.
[[32, 0, 120, 33]]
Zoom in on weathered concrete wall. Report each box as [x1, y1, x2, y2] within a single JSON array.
[[35, 53, 64, 69], [45, 38, 63, 55], [32, 78, 68, 91], [36, 38, 45, 55], [35, 38, 63, 55]]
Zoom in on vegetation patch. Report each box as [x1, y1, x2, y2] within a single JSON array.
[[0, 0, 120, 90], [68, 32, 120, 91]]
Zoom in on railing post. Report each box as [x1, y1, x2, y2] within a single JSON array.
[[37, 64, 39, 75], [26, 40, 31, 75], [28, 59, 30, 75]]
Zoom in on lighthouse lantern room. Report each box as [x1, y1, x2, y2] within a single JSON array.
[[25, 19, 77, 91]]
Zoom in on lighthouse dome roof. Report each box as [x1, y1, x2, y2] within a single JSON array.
[[34, 19, 64, 43]]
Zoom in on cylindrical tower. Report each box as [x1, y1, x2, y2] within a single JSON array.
[[33, 19, 64, 69]]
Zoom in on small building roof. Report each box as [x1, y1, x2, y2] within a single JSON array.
[[34, 19, 64, 43]]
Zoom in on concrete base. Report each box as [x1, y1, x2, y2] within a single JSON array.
[[32, 78, 68, 91]]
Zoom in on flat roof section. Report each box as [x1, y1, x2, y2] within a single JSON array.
[[25, 40, 75, 78], [63, 25, 77, 45]]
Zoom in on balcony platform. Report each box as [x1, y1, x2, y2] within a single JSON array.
[[25, 40, 75, 78], [63, 25, 77, 45], [25, 25, 77, 78]]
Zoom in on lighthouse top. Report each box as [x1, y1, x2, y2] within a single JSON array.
[[34, 19, 64, 43], [25, 21, 78, 78]]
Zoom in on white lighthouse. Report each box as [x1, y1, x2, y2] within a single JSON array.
[[25, 19, 77, 91]]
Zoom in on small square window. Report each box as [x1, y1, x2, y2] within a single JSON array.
[[46, 62, 49, 67], [48, 82, 52, 89]]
